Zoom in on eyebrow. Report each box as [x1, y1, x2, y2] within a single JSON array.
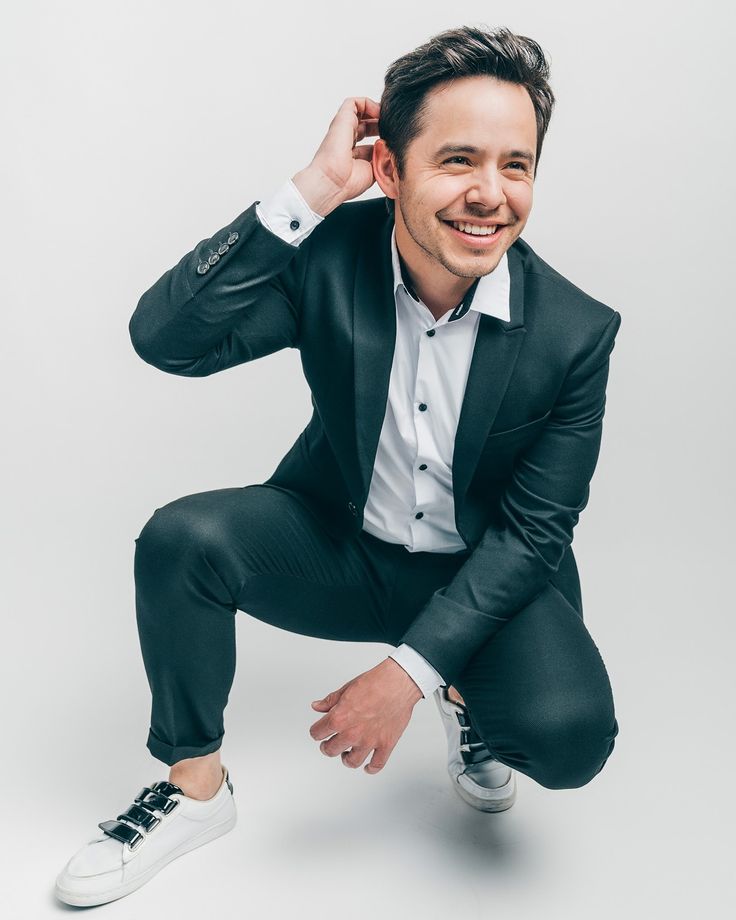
[[434, 143, 536, 167]]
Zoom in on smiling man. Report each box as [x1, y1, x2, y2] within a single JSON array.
[[385, 78, 536, 320], [55, 24, 622, 907]]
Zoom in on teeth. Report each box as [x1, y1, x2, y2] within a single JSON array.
[[449, 221, 499, 236]]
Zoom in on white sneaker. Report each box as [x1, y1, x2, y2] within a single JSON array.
[[54, 764, 237, 906], [434, 687, 517, 812]]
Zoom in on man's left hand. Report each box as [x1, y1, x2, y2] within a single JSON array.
[[309, 658, 423, 774]]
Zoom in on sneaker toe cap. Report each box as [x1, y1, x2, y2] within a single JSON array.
[[65, 835, 125, 878]]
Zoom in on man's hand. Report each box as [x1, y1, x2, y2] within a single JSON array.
[[309, 658, 423, 774], [292, 96, 381, 216]]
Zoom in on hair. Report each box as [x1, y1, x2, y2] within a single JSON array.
[[379, 24, 556, 185]]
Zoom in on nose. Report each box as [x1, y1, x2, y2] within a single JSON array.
[[464, 167, 507, 213]]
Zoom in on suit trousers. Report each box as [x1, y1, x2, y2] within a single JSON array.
[[133, 483, 619, 789]]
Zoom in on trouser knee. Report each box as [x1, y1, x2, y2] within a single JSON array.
[[524, 713, 620, 790], [133, 499, 239, 611]]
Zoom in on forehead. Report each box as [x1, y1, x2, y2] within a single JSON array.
[[416, 76, 537, 147]]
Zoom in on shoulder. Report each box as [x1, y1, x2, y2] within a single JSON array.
[[511, 236, 621, 343]]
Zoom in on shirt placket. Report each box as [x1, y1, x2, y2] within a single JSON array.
[[409, 309, 448, 547]]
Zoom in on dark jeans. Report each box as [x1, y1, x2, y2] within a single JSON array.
[[134, 483, 619, 788]]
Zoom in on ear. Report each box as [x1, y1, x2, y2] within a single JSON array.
[[372, 139, 399, 204]]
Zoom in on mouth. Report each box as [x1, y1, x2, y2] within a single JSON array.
[[441, 218, 507, 248]]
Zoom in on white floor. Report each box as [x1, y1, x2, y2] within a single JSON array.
[[8, 605, 732, 919]]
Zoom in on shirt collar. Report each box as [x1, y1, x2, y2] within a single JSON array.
[[390, 225, 511, 323]]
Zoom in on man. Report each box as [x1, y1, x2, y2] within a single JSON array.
[[55, 24, 621, 907]]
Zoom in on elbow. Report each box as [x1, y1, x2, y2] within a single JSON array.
[[128, 314, 212, 377]]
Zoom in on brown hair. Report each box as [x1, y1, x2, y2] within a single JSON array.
[[379, 24, 556, 182]]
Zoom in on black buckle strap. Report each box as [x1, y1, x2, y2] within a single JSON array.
[[116, 802, 161, 832], [98, 819, 146, 851], [98, 780, 184, 850], [459, 727, 495, 765]]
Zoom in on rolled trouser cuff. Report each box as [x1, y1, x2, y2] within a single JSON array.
[[146, 727, 224, 767]]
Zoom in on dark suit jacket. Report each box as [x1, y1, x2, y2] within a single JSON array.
[[129, 195, 622, 686]]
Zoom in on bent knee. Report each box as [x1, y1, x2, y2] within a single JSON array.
[[134, 495, 230, 562], [510, 704, 619, 790]]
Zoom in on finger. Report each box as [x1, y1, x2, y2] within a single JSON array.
[[310, 687, 342, 711], [352, 143, 375, 161], [356, 119, 380, 142], [350, 96, 381, 120], [341, 746, 371, 769], [309, 719, 334, 741], [364, 747, 389, 774], [320, 734, 353, 758]]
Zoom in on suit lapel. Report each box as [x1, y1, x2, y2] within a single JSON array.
[[352, 208, 396, 499], [451, 245, 526, 505], [352, 201, 526, 504]]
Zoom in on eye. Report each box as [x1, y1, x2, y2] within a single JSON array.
[[507, 162, 527, 172], [443, 156, 471, 165]]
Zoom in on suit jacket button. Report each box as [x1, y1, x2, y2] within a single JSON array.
[[197, 261, 210, 274], [227, 232, 239, 244], [348, 502, 357, 516], [207, 251, 220, 265], [217, 242, 230, 255]]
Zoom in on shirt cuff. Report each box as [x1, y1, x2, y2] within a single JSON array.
[[388, 643, 445, 699], [254, 176, 324, 246]]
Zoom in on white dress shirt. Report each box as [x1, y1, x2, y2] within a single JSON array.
[[255, 178, 511, 700]]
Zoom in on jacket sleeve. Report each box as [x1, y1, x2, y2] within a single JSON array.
[[398, 309, 623, 686], [128, 200, 315, 377]]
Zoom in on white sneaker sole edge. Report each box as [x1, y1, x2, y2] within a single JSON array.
[[54, 807, 237, 907], [453, 770, 517, 813]]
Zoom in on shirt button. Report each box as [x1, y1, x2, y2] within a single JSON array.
[[426, 329, 436, 337], [290, 219, 300, 231], [415, 512, 424, 520], [418, 464, 428, 471], [418, 403, 427, 412]]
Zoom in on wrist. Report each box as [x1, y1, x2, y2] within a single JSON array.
[[291, 167, 346, 218], [385, 657, 423, 705]]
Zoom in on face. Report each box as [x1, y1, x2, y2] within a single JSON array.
[[376, 75, 537, 287]]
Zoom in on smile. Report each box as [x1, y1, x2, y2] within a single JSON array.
[[442, 219, 506, 247]]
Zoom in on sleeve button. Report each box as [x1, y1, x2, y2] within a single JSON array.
[[227, 232, 239, 244], [289, 219, 300, 231], [207, 251, 220, 265], [197, 261, 210, 274], [217, 243, 230, 255]]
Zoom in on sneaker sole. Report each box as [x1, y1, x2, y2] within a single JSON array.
[[54, 806, 237, 907], [453, 771, 517, 813]]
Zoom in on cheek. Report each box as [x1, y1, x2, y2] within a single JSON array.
[[509, 185, 533, 216]]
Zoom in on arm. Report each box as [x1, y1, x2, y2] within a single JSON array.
[[128, 179, 322, 377], [128, 94, 381, 379], [388, 643, 445, 699], [398, 310, 623, 687]]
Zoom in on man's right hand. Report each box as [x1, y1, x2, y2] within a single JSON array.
[[291, 96, 381, 218]]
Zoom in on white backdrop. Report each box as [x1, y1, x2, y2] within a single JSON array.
[[2, 1, 734, 916]]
